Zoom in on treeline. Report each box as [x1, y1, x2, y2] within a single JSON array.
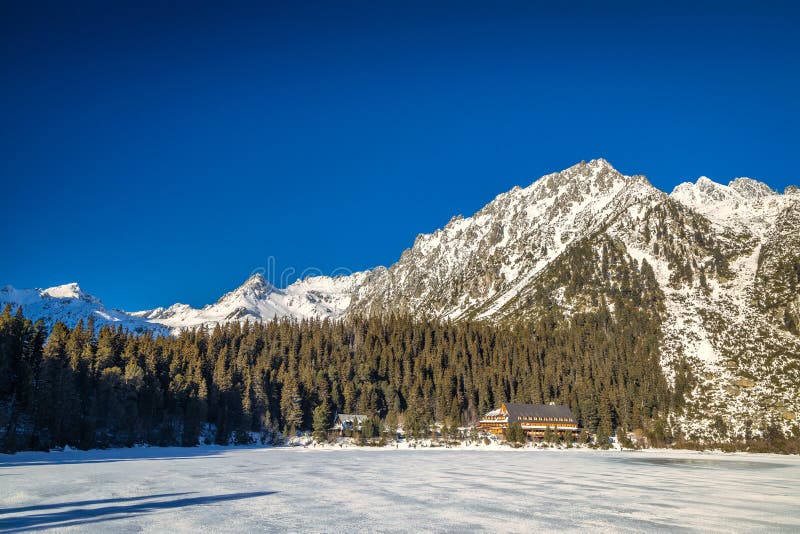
[[1, 301, 672, 452]]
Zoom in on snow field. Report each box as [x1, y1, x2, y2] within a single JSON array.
[[1, 446, 799, 532]]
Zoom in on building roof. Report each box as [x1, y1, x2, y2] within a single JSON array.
[[502, 403, 575, 423], [335, 414, 369, 423]]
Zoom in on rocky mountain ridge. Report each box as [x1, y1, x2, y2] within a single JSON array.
[[0, 283, 170, 335]]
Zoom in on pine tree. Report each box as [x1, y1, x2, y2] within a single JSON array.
[[281, 376, 303, 436], [505, 422, 525, 446], [0, 302, 689, 451], [312, 402, 330, 441], [35, 322, 80, 448]]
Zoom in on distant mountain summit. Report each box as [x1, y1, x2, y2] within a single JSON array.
[[347, 158, 663, 320], [5, 159, 799, 441], [0, 283, 169, 335], [129, 271, 370, 330], [39, 282, 98, 302]]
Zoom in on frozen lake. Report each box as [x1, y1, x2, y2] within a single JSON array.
[[1, 446, 798, 532]]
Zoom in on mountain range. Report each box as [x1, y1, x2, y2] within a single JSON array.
[[3, 159, 799, 440]]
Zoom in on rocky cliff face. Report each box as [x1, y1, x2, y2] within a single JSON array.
[[348, 159, 661, 320]]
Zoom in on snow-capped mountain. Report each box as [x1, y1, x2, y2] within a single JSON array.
[[130, 271, 372, 331], [343, 159, 797, 441], [126, 159, 666, 331], [2, 273, 372, 336], [5, 159, 799, 441], [608, 175, 799, 442], [0, 283, 170, 335], [671, 176, 787, 236], [348, 158, 662, 319]]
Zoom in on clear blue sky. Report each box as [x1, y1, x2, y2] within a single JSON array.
[[2, 1, 799, 310]]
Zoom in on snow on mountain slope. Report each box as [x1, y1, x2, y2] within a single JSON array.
[[670, 176, 786, 237], [132, 271, 372, 333], [0, 283, 170, 335], [344, 158, 799, 440], [606, 180, 800, 441], [39, 282, 98, 302], [349, 158, 663, 319], [5, 272, 374, 335], [7, 159, 794, 332]]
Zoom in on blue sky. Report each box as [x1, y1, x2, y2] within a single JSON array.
[[2, 1, 799, 310]]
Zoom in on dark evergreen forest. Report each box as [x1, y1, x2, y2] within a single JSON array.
[[0, 297, 679, 453]]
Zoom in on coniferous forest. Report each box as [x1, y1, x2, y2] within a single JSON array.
[[1, 299, 678, 453]]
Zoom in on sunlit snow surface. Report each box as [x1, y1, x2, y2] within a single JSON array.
[[1, 447, 799, 532]]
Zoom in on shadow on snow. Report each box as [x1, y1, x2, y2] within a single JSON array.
[[0, 492, 192, 515], [0, 446, 261, 468], [0, 491, 277, 532]]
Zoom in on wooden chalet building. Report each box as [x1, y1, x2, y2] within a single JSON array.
[[331, 414, 369, 436], [477, 403, 579, 439]]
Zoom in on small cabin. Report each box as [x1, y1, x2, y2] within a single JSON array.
[[331, 414, 368, 435], [477, 402, 579, 439]]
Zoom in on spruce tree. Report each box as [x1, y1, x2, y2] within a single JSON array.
[[312, 403, 330, 442]]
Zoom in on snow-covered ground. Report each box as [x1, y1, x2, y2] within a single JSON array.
[[1, 447, 798, 532]]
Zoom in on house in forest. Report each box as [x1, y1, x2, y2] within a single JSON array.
[[332, 414, 368, 435], [477, 403, 579, 439]]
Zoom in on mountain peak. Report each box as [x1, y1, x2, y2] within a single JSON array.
[[41, 282, 93, 301], [728, 177, 775, 199], [559, 158, 619, 176], [589, 157, 615, 170], [540, 158, 637, 198], [216, 272, 278, 306], [242, 272, 269, 289], [0, 282, 169, 334], [671, 176, 730, 204], [672, 175, 778, 204]]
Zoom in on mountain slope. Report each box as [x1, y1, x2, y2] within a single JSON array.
[[353, 160, 799, 441], [0, 283, 170, 335], [348, 159, 660, 319], [131, 271, 371, 331]]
